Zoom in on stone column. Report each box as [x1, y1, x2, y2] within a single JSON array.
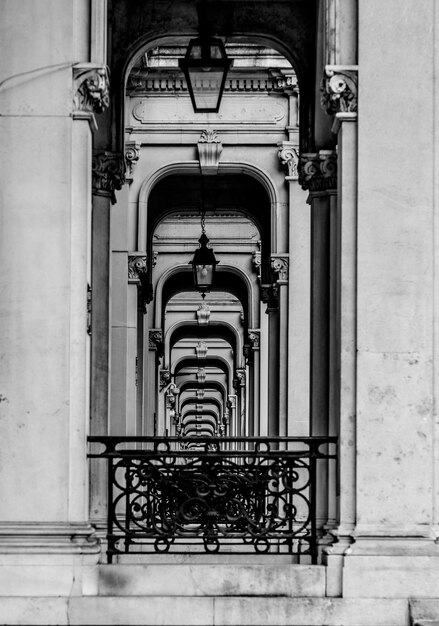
[[299, 151, 337, 438], [320, 64, 358, 594], [298, 151, 337, 539], [278, 143, 311, 436], [247, 331, 260, 436], [261, 285, 280, 437], [148, 330, 163, 436], [91, 150, 125, 436], [270, 256, 290, 437], [0, 5, 105, 588]]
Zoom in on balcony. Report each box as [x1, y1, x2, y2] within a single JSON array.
[[88, 436, 337, 564]]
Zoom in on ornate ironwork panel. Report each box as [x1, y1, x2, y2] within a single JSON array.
[[88, 436, 337, 563]]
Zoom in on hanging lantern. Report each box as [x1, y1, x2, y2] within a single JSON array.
[[191, 232, 218, 298], [179, 36, 231, 113]]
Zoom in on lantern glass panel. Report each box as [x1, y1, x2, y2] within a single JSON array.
[[187, 66, 226, 111], [194, 263, 214, 289]]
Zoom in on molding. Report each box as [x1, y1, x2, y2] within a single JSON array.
[[321, 65, 358, 116], [299, 150, 337, 192], [73, 63, 109, 114], [128, 253, 147, 284], [270, 255, 289, 283], [198, 130, 222, 175], [0, 523, 100, 555], [127, 74, 290, 96], [92, 151, 126, 203], [278, 141, 299, 181]]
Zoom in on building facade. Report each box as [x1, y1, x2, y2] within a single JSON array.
[[0, 1, 439, 624]]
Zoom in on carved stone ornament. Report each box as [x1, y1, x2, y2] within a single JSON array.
[[321, 65, 358, 116], [197, 303, 211, 325], [73, 64, 110, 114], [198, 130, 223, 175], [149, 329, 163, 350], [270, 255, 289, 283], [125, 142, 140, 177], [233, 369, 246, 391], [248, 331, 260, 349], [128, 254, 147, 284], [298, 150, 337, 192], [197, 368, 206, 384], [278, 142, 300, 181], [196, 342, 208, 359], [160, 369, 171, 389], [92, 151, 126, 202]]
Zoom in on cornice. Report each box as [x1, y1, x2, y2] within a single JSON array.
[[298, 150, 337, 192], [321, 65, 358, 116], [127, 73, 290, 96]]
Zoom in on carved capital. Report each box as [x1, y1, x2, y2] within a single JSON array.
[[248, 330, 260, 350], [149, 329, 163, 351], [125, 141, 140, 177], [278, 142, 299, 181], [198, 130, 222, 175], [321, 65, 358, 116], [73, 64, 110, 114], [128, 253, 147, 284], [299, 150, 337, 192], [233, 369, 246, 391], [260, 283, 279, 311], [160, 369, 171, 390], [271, 255, 289, 283], [92, 151, 126, 202]]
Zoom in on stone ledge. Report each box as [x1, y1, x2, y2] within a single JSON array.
[[0, 597, 409, 626]]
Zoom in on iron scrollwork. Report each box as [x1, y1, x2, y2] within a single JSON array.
[[88, 436, 337, 562]]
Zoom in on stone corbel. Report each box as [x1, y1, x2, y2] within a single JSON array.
[[198, 130, 223, 175], [92, 151, 126, 203], [197, 367, 206, 384], [195, 341, 208, 359], [321, 65, 358, 117], [270, 255, 289, 284], [125, 141, 140, 181], [278, 142, 299, 181], [196, 302, 211, 325], [73, 63, 110, 131], [298, 150, 337, 193]]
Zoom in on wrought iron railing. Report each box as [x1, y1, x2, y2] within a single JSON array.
[[88, 436, 337, 563]]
